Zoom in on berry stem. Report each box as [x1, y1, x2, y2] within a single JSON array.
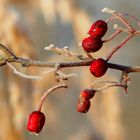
[[103, 29, 121, 42], [95, 83, 125, 92], [106, 34, 134, 61], [38, 84, 67, 111], [106, 16, 114, 23], [83, 49, 94, 59]]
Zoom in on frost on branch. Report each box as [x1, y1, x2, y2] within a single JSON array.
[[102, 7, 115, 14], [44, 44, 89, 60]]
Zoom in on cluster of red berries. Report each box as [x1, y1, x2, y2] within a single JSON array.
[[82, 20, 107, 53], [77, 20, 108, 113], [82, 20, 108, 78], [77, 89, 96, 113], [26, 20, 109, 134]]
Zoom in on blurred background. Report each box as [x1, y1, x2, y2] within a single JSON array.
[[0, 0, 140, 140]]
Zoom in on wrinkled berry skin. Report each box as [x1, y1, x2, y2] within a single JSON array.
[[88, 20, 108, 38], [77, 99, 91, 113], [82, 36, 103, 53], [90, 58, 108, 77], [80, 89, 95, 100], [27, 111, 45, 134]]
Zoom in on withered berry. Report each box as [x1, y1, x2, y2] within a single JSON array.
[[90, 58, 108, 77], [77, 99, 91, 113], [82, 36, 103, 53], [27, 111, 45, 134], [80, 89, 96, 100], [88, 20, 108, 38]]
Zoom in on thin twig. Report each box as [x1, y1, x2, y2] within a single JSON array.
[[122, 13, 140, 28], [108, 63, 140, 72], [95, 83, 125, 92], [106, 34, 134, 61], [103, 29, 122, 42], [56, 70, 77, 79], [38, 84, 68, 111], [102, 7, 134, 32], [92, 80, 119, 86], [113, 24, 140, 35], [83, 49, 94, 60], [113, 24, 130, 33], [44, 44, 89, 60], [7, 62, 42, 80]]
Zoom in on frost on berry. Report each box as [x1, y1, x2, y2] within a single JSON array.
[[90, 58, 108, 77], [27, 111, 45, 134], [88, 20, 108, 38], [82, 36, 103, 53], [77, 99, 91, 113], [80, 89, 96, 100]]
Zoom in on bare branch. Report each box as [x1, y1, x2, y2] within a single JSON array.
[[0, 43, 139, 74], [7, 62, 42, 80]]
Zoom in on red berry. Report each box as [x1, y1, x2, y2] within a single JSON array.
[[90, 58, 108, 77], [77, 99, 90, 113], [27, 111, 45, 134], [88, 20, 108, 38], [80, 89, 96, 100], [82, 36, 102, 53]]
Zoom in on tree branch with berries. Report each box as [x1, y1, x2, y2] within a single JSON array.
[[0, 7, 140, 134]]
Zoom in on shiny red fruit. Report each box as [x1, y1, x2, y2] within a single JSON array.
[[77, 99, 90, 113], [27, 111, 45, 134], [88, 20, 108, 38], [90, 58, 108, 77], [82, 36, 103, 53], [80, 89, 96, 100]]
